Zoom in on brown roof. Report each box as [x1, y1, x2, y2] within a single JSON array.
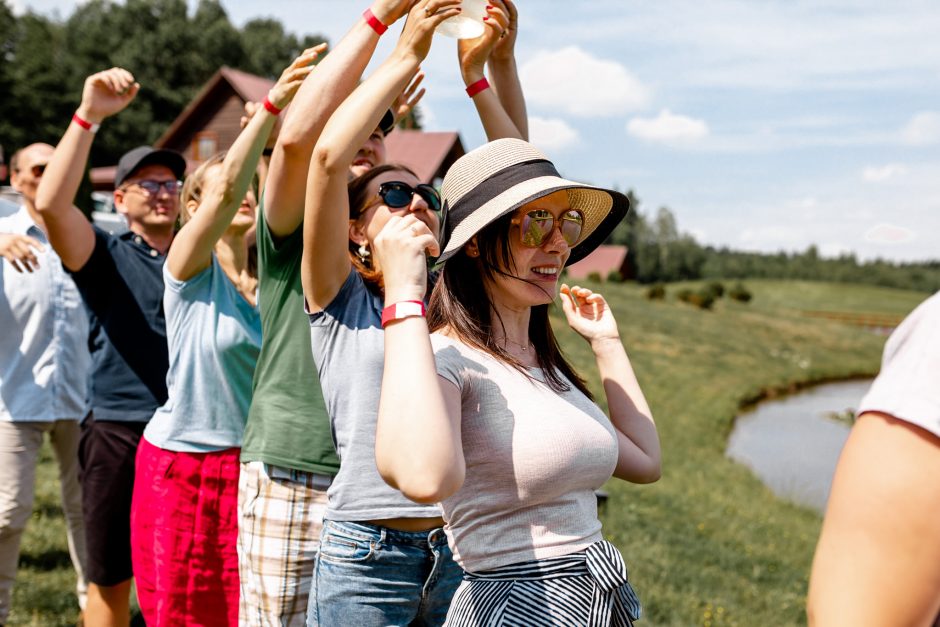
[[384, 130, 464, 183], [566, 245, 629, 279]]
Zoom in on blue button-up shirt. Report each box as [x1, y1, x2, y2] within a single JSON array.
[[0, 206, 90, 422]]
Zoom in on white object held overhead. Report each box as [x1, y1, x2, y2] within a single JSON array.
[[435, 0, 488, 39]]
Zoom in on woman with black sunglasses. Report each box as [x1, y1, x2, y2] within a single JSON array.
[[300, 0, 525, 624], [373, 137, 662, 626]]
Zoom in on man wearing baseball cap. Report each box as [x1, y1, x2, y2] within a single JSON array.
[[35, 67, 184, 626]]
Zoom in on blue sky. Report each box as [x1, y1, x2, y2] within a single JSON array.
[[15, 0, 940, 262]]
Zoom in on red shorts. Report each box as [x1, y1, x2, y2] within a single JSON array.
[[131, 436, 241, 626]]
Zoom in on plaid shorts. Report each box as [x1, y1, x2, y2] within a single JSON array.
[[237, 461, 331, 627]]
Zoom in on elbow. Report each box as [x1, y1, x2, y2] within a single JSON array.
[[616, 456, 662, 484], [398, 472, 464, 504], [310, 143, 345, 177], [378, 461, 464, 505]]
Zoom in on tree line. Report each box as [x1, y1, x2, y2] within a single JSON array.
[[0, 0, 326, 170], [605, 191, 940, 293]]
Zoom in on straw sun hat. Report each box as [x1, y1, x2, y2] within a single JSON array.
[[436, 138, 630, 265]]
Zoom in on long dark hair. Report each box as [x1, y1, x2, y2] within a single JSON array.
[[347, 163, 419, 294], [427, 212, 593, 399]]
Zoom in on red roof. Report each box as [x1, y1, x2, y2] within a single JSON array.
[[384, 130, 464, 183], [566, 245, 629, 279], [220, 67, 275, 103]]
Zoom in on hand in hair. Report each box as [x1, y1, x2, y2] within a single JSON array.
[[559, 284, 621, 345]]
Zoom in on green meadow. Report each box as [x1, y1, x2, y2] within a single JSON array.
[[8, 280, 931, 626]]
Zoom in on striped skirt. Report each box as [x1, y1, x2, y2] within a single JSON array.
[[446, 541, 642, 626]]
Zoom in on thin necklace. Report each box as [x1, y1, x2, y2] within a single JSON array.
[[503, 337, 532, 352]]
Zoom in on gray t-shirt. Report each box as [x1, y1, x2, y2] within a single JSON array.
[[858, 291, 940, 438], [432, 334, 618, 573], [308, 270, 441, 521]]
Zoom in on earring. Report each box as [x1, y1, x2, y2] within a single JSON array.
[[358, 243, 371, 261]]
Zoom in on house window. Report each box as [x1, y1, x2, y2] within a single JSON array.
[[193, 132, 219, 162]]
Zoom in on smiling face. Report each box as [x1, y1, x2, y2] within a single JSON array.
[[477, 190, 574, 310]]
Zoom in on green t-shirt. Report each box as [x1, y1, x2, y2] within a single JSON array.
[[240, 207, 340, 474]]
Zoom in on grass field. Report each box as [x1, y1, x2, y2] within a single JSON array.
[[7, 279, 931, 626]]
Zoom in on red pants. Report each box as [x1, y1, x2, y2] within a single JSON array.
[[131, 436, 241, 626]]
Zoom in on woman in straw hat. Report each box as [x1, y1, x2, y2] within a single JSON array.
[[373, 137, 662, 626], [300, 0, 524, 623]]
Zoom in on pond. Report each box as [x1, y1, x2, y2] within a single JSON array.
[[726, 379, 873, 513]]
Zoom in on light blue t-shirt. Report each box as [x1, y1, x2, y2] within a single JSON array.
[[145, 256, 261, 452]]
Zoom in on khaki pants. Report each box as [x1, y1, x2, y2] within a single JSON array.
[[0, 420, 88, 622]]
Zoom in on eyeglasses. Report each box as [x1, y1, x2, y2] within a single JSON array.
[[127, 179, 183, 197], [512, 209, 584, 248], [30, 164, 47, 177], [377, 181, 441, 213]]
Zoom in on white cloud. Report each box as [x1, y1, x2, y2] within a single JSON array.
[[520, 46, 650, 117], [527, 116, 580, 153], [901, 112, 940, 145], [626, 109, 709, 145], [863, 223, 915, 244], [862, 164, 908, 182]]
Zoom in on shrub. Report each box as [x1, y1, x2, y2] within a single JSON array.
[[607, 270, 625, 283], [646, 283, 666, 300], [677, 287, 715, 310], [706, 281, 725, 298], [587, 271, 603, 282], [729, 283, 753, 303]]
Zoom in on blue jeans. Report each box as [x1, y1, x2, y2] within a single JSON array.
[[306, 519, 463, 626]]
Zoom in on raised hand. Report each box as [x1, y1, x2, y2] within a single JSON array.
[[391, 71, 427, 127], [267, 44, 328, 111], [241, 100, 283, 148], [559, 284, 621, 344], [488, 0, 518, 63], [75, 67, 140, 124], [394, 0, 463, 64], [372, 214, 440, 304], [0, 233, 45, 273], [370, 0, 419, 25], [457, 0, 510, 81]]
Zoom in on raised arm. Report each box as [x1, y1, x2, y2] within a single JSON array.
[[166, 49, 320, 282], [374, 214, 464, 503], [485, 0, 528, 140], [301, 0, 460, 311], [560, 284, 662, 483], [35, 68, 139, 271], [457, 0, 524, 141], [264, 0, 415, 239]]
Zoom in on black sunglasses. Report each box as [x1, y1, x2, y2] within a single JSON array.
[[377, 181, 441, 213]]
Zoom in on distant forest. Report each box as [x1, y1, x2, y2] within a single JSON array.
[[2, 0, 935, 292], [605, 191, 939, 292]]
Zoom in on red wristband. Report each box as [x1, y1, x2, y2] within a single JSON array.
[[72, 113, 100, 133], [262, 97, 283, 116], [381, 300, 426, 328], [363, 8, 388, 35], [465, 77, 490, 98]]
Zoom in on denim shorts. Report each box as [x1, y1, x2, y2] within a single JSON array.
[[306, 519, 463, 626]]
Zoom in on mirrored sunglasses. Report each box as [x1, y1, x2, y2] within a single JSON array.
[[378, 181, 441, 213], [514, 209, 585, 248]]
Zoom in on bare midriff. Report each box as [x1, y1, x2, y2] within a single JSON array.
[[365, 516, 446, 532]]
